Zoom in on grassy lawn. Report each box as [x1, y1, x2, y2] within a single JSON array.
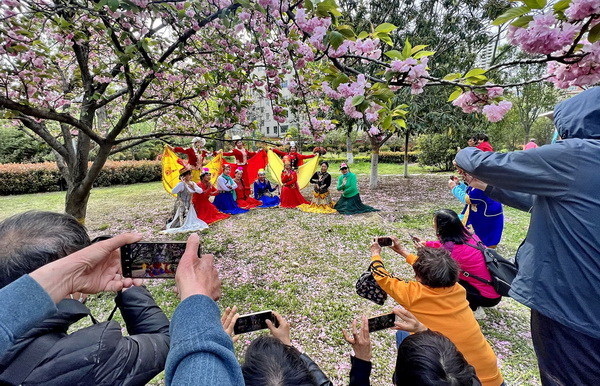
[[0, 167, 539, 385]]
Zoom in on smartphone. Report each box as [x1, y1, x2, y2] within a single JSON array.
[[377, 237, 393, 247], [368, 313, 396, 332], [409, 233, 420, 243], [233, 310, 278, 334], [121, 241, 189, 278]]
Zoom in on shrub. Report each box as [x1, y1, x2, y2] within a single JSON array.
[[0, 160, 162, 196], [416, 134, 459, 171]]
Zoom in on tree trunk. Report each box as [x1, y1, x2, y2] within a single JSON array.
[[346, 131, 354, 164], [403, 131, 410, 178], [65, 184, 91, 224], [369, 136, 380, 189]]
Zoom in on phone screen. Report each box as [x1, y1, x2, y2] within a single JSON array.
[[377, 237, 393, 247], [233, 310, 277, 334], [121, 241, 189, 278], [368, 313, 396, 332]]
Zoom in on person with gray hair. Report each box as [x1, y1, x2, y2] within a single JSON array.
[[0, 211, 170, 385]]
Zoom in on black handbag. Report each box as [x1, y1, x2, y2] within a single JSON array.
[[356, 265, 388, 305], [463, 241, 518, 297]]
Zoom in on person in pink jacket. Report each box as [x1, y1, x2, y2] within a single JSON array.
[[414, 209, 502, 316]]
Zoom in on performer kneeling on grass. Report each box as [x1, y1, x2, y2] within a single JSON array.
[[192, 168, 231, 224], [333, 163, 378, 215], [213, 165, 248, 215], [298, 161, 337, 214], [233, 167, 263, 209], [253, 169, 280, 208], [280, 158, 309, 208], [163, 169, 208, 234]]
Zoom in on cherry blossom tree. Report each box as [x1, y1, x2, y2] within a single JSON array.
[[1, 0, 598, 220]]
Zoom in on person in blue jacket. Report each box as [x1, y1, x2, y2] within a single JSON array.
[[448, 175, 504, 247], [454, 87, 600, 385]]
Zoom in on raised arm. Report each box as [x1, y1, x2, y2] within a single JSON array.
[[451, 182, 468, 205], [455, 145, 575, 198], [272, 148, 287, 157]]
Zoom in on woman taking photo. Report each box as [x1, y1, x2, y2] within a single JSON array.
[[298, 161, 336, 214], [416, 209, 502, 316]]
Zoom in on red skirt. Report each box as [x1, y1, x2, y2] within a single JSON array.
[[280, 186, 309, 208], [237, 196, 263, 209], [192, 195, 231, 224]]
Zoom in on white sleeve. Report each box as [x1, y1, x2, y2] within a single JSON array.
[[190, 182, 203, 194], [171, 181, 185, 194], [230, 180, 238, 189], [216, 176, 229, 191]]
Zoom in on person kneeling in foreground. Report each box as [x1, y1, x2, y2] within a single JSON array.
[[369, 237, 503, 386], [343, 307, 480, 386]]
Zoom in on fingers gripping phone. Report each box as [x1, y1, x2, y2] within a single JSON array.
[[233, 310, 279, 334], [368, 313, 397, 332], [377, 237, 393, 247], [121, 241, 189, 278]]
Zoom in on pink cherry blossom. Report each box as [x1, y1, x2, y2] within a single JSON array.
[[482, 100, 513, 122], [565, 0, 600, 20]]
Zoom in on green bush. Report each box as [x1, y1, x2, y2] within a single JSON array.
[[0, 160, 162, 195], [416, 134, 459, 171], [341, 151, 420, 163], [0, 127, 53, 164]]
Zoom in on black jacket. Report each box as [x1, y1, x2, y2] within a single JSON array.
[[0, 286, 170, 385]]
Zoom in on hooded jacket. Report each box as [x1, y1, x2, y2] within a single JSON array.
[[0, 286, 170, 385], [454, 87, 600, 339]]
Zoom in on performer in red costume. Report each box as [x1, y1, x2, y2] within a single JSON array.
[[280, 158, 309, 208], [192, 168, 231, 224], [172, 137, 211, 182], [233, 167, 263, 209], [271, 141, 316, 170], [222, 135, 259, 197]]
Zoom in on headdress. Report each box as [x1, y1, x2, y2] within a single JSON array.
[[232, 135, 242, 141], [236, 167, 243, 173], [192, 137, 206, 146], [179, 167, 191, 176], [289, 141, 296, 148], [282, 155, 291, 165], [258, 168, 266, 175], [340, 162, 349, 170], [200, 167, 211, 177]]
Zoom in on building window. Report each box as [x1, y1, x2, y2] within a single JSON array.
[[266, 126, 270, 134], [266, 113, 270, 120], [281, 125, 288, 133], [274, 126, 278, 135]]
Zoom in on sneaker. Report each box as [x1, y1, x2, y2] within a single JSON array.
[[474, 307, 487, 320]]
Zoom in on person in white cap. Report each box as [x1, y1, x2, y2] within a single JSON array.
[[172, 137, 211, 182], [272, 141, 316, 170]]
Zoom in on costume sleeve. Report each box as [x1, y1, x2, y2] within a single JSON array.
[[272, 148, 287, 157], [310, 172, 319, 184], [171, 181, 185, 194], [346, 173, 357, 190], [298, 153, 316, 160], [253, 181, 260, 199], [173, 147, 186, 153], [247, 151, 257, 158], [216, 176, 229, 191], [0, 275, 57, 353], [221, 150, 234, 156], [452, 182, 468, 205], [230, 179, 238, 190], [369, 255, 415, 307], [165, 295, 244, 385], [189, 183, 203, 194], [299, 353, 333, 386], [337, 175, 345, 191], [268, 181, 277, 191], [349, 356, 372, 386], [322, 174, 331, 190], [455, 145, 573, 198]]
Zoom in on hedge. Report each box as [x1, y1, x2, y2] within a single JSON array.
[[0, 160, 162, 195], [335, 151, 420, 163]]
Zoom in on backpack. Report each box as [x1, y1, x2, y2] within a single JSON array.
[[463, 241, 518, 297]]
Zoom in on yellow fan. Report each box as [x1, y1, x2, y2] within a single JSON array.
[[161, 146, 182, 197], [266, 150, 319, 189]]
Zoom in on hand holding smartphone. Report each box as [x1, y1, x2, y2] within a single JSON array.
[[377, 237, 393, 247], [367, 313, 396, 332], [233, 310, 279, 334], [121, 241, 191, 278]]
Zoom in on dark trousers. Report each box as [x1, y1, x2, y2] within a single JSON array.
[[531, 309, 600, 385], [458, 280, 502, 310]]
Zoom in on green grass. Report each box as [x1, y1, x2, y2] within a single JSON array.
[[0, 170, 539, 385]]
